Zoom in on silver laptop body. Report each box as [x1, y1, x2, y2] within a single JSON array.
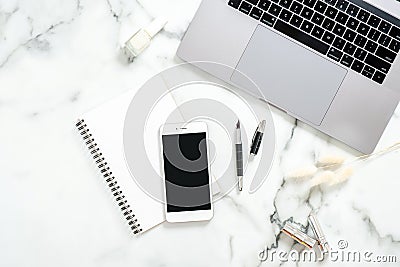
[[177, 0, 400, 154]]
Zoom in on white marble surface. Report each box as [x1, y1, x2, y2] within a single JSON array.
[[1, 0, 400, 266]]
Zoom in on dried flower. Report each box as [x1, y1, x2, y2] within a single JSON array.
[[310, 171, 336, 187], [285, 165, 318, 180], [316, 155, 345, 168], [329, 168, 353, 186]]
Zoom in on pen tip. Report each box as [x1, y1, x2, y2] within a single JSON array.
[[236, 120, 240, 128], [259, 120, 266, 131]]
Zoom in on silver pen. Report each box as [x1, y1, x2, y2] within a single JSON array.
[[281, 222, 317, 249], [308, 212, 330, 253], [236, 120, 244, 191]]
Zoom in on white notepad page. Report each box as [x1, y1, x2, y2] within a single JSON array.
[[80, 89, 176, 234]]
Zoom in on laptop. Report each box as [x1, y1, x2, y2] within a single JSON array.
[[177, 0, 400, 154]]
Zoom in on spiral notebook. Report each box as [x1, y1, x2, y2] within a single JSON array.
[[75, 89, 184, 236]]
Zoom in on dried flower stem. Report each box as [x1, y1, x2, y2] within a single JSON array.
[[318, 142, 400, 170]]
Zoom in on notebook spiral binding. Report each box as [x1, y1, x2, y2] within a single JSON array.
[[76, 119, 143, 235]]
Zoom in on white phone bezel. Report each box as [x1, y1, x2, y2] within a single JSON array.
[[160, 122, 213, 223]]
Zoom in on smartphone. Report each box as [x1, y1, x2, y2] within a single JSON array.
[[160, 122, 213, 223]]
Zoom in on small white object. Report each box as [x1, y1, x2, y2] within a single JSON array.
[[124, 17, 168, 61]]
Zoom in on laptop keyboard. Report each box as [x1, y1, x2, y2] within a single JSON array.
[[228, 0, 400, 84]]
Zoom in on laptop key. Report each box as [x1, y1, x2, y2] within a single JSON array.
[[261, 12, 277, 26], [362, 66, 374, 78], [279, 0, 292, 9], [322, 31, 335, 44], [357, 10, 370, 23], [365, 40, 378, 53], [269, 3, 282, 16], [300, 20, 314, 33], [364, 65, 375, 74], [354, 35, 367, 48], [248, 0, 259, 4], [351, 60, 364, 73], [343, 29, 356, 42], [344, 42, 356, 55], [333, 36, 346, 49], [303, 0, 316, 8], [239, 1, 253, 14], [312, 13, 325, 25], [228, 0, 242, 9], [290, 1, 303, 14], [333, 23, 346, 36], [290, 14, 304, 27], [327, 47, 343, 61], [341, 54, 354, 67], [378, 34, 391, 47], [357, 23, 370, 35], [325, 6, 338, 19], [258, 0, 272, 11], [335, 11, 349, 24], [274, 20, 329, 54], [389, 26, 400, 41], [378, 21, 391, 34], [250, 6, 264, 19], [376, 46, 396, 63], [367, 15, 381, 28], [315, 1, 327, 13], [280, 9, 293, 22], [368, 28, 380, 42], [311, 25, 325, 39], [354, 48, 367, 61], [300, 6, 314, 20], [346, 4, 359, 17], [372, 71, 386, 84], [365, 54, 391, 73], [389, 39, 400, 53], [322, 17, 335, 31], [346, 17, 359, 31], [335, 0, 348, 12]]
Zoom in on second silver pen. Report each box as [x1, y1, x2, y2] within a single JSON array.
[[236, 120, 244, 191]]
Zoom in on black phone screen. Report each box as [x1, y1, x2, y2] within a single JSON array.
[[162, 132, 211, 212]]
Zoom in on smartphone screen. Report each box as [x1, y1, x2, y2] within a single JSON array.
[[162, 132, 211, 212]]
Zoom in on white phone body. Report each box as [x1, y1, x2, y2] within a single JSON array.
[[160, 122, 213, 223]]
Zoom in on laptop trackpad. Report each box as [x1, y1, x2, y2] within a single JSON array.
[[231, 25, 347, 125]]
